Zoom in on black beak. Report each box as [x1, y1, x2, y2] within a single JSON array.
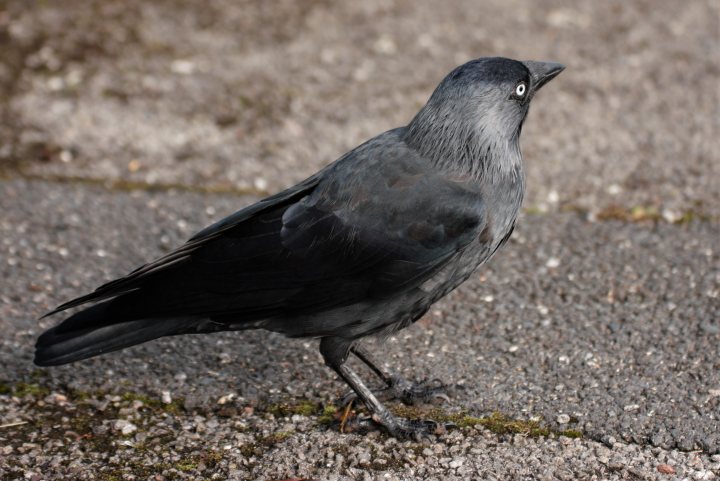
[[523, 61, 565, 91]]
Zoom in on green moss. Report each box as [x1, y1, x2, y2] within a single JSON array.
[[99, 460, 175, 481], [240, 430, 293, 457], [452, 415, 484, 428], [630, 205, 661, 222], [476, 412, 551, 437], [675, 211, 699, 224], [266, 400, 318, 417], [559, 429, 583, 438], [14, 382, 50, 398], [266, 403, 286, 417], [258, 430, 292, 446], [199, 449, 223, 468], [120, 391, 184, 414], [318, 404, 338, 424], [389, 406, 582, 439], [69, 388, 95, 401], [239, 442, 260, 457], [0, 382, 11, 395], [176, 459, 198, 472], [292, 400, 317, 416], [121, 391, 149, 403]]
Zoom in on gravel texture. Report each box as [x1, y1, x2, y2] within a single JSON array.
[[1, 179, 718, 479], [1, 0, 719, 479]]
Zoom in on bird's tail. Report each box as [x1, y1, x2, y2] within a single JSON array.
[[34, 298, 198, 366]]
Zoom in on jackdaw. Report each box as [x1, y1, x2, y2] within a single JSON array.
[[35, 56, 564, 438]]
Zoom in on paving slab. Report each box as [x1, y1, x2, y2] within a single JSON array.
[[1, 178, 718, 479]]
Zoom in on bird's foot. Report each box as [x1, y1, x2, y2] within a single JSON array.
[[343, 411, 453, 440], [340, 377, 449, 406], [378, 414, 452, 440], [388, 376, 450, 406], [340, 413, 452, 440]]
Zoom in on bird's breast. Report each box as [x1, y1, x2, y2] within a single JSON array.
[[419, 173, 524, 302], [419, 243, 492, 300]]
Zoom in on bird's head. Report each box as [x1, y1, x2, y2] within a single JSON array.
[[405, 57, 564, 177]]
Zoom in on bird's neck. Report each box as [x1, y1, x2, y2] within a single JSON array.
[[402, 104, 524, 184]]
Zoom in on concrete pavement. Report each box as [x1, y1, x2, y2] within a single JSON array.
[[1, 0, 718, 479], [1, 178, 718, 479]]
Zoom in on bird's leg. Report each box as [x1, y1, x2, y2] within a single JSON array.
[[350, 344, 450, 405], [320, 337, 449, 439], [350, 344, 394, 385]]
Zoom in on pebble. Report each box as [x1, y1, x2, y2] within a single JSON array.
[[44, 393, 67, 404], [171, 59, 195, 75], [113, 420, 138, 436], [546, 257, 561, 268]]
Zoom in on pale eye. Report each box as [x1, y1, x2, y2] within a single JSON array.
[[515, 82, 527, 97]]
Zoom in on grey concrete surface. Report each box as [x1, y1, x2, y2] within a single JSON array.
[[1, 179, 718, 479], [1, 0, 719, 479]]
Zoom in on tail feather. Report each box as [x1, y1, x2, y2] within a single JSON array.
[[34, 300, 199, 366]]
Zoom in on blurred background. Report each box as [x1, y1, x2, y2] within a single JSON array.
[[1, 0, 717, 219]]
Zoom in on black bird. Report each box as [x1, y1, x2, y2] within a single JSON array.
[[35, 57, 564, 438]]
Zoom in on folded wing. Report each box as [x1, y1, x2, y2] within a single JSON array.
[[43, 136, 487, 334]]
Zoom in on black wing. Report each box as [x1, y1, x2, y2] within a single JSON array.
[[45, 132, 487, 327], [164, 137, 487, 322], [42, 174, 321, 317]]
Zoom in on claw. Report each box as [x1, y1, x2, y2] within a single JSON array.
[[431, 392, 451, 404], [334, 407, 455, 439], [326, 355, 452, 440], [341, 380, 450, 408], [339, 390, 358, 406], [390, 376, 450, 406], [341, 376, 451, 406], [333, 407, 456, 439], [374, 414, 451, 440], [339, 415, 374, 434]]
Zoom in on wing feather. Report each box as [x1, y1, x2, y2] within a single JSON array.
[[45, 131, 488, 331]]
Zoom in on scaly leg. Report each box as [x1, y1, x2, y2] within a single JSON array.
[[349, 344, 450, 405], [320, 337, 448, 439]]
